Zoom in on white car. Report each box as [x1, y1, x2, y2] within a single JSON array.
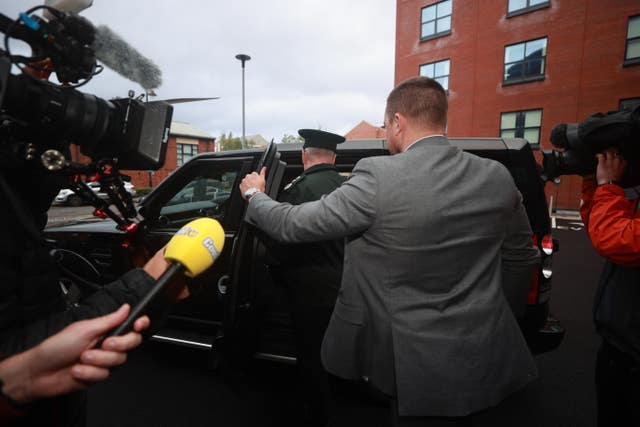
[[55, 182, 136, 206]]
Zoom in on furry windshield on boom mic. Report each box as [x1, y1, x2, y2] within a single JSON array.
[[93, 25, 162, 90]]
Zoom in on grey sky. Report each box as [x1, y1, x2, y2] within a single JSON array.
[[3, 1, 396, 141]]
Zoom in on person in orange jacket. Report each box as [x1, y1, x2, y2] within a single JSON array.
[[580, 147, 640, 426]]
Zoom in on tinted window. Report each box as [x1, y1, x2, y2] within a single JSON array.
[[156, 162, 241, 230]]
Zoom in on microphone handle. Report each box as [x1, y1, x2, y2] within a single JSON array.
[[107, 262, 185, 338]]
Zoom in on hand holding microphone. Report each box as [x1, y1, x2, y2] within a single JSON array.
[[107, 218, 225, 338]]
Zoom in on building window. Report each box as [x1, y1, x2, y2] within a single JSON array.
[[421, 0, 452, 41], [625, 15, 640, 65], [620, 98, 640, 111], [500, 109, 542, 146], [177, 143, 198, 166], [419, 59, 450, 90], [507, 0, 550, 17], [503, 37, 547, 84]]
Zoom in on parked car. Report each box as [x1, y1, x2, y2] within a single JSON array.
[[45, 138, 563, 363], [55, 181, 136, 206]]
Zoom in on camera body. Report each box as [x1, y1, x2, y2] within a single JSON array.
[[541, 105, 640, 185], [0, 8, 173, 172]]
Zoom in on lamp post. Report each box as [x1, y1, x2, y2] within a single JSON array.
[[235, 53, 251, 149]]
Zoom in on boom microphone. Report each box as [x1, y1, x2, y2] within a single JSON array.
[[92, 24, 162, 90], [107, 218, 225, 337], [41, 1, 162, 89]]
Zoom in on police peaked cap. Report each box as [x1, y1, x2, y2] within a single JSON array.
[[298, 129, 345, 152]]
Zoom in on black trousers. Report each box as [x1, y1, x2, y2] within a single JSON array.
[[595, 339, 640, 427], [290, 305, 334, 427]]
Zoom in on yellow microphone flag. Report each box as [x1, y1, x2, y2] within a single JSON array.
[[164, 218, 225, 277]]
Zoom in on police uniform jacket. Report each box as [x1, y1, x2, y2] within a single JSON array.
[[275, 163, 346, 309]]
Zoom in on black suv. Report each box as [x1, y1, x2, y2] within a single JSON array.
[[46, 138, 563, 362]]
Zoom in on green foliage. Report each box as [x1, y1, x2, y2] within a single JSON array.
[[281, 133, 304, 144], [219, 132, 243, 151], [135, 187, 153, 197]]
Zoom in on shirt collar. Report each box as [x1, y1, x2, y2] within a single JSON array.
[[404, 134, 445, 152]]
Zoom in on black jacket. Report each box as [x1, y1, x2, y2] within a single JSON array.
[[594, 261, 640, 363], [0, 171, 155, 355]]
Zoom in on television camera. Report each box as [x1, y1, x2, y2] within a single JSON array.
[[0, 5, 173, 231], [541, 105, 640, 186]]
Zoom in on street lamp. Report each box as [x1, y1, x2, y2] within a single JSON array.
[[235, 53, 251, 149]]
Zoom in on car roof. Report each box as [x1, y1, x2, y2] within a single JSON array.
[[148, 137, 550, 234], [189, 137, 530, 160]]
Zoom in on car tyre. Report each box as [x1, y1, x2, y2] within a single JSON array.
[[67, 194, 83, 207]]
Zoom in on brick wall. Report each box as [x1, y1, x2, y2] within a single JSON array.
[[124, 136, 216, 189], [395, 0, 640, 209]]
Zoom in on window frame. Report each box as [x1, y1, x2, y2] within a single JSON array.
[[176, 143, 199, 167], [499, 108, 543, 148], [420, 0, 453, 42], [148, 158, 251, 233], [502, 37, 548, 86], [419, 58, 451, 91], [619, 97, 640, 112], [506, 0, 550, 18], [624, 14, 640, 67]]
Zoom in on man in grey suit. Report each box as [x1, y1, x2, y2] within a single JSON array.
[[240, 77, 540, 425]]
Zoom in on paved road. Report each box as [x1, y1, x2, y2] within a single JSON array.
[[84, 219, 604, 427], [47, 205, 96, 227]]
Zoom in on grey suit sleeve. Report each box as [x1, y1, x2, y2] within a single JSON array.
[[245, 158, 378, 242], [501, 191, 541, 319]]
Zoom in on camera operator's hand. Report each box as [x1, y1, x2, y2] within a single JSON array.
[[0, 304, 148, 404], [596, 148, 627, 186]]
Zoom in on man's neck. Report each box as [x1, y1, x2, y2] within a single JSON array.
[[303, 160, 333, 171]]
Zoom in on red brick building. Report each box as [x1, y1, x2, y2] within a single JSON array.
[[345, 121, 387, 140], [395, 0, 640, 209]]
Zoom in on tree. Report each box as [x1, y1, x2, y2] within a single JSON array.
[[281, 133, 304, 144], [219, 132, 243, 151]]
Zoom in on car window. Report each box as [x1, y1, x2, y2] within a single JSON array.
[[166, 178, 222, 206], [157, 165, 239, 229]]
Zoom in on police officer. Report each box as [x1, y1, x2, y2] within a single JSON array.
[[275, 129, 346, 426], [280, 129, 346, 205]]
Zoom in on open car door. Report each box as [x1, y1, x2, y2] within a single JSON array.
[[216, 141, 286, 360]]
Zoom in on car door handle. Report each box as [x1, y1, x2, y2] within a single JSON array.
[[217, 274, 229, 295]]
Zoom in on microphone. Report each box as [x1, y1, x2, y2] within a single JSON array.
[[43, 4, 163, 89], [107, 218, 225, 337], [92, 24, 163, 90]]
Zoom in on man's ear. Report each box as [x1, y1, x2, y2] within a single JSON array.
[[393, 112, 406, 135]]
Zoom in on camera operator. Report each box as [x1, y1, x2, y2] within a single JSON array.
[[0, 166, 185, 426], [0, 4, 191, 423], [580, 147, 640, 426]]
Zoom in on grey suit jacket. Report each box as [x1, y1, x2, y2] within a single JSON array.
[[246, 136, 540, 417]]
